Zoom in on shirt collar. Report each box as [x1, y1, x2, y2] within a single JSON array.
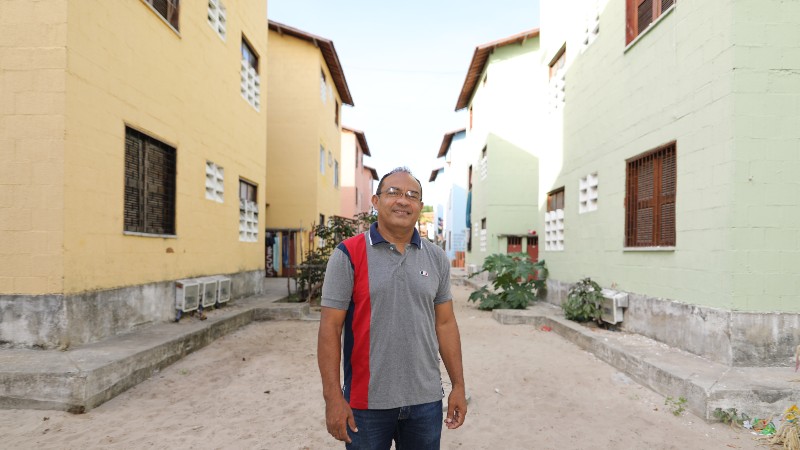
[[368, 222, 421, 248]]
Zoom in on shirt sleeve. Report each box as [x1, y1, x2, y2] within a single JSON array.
[[434, 246, 453, 304], [321, 247, 354, 310]]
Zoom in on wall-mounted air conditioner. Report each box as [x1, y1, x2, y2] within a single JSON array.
[[176, 279, 200, 313], [600, 289, 629, 324], [198, 277, 219, 309], [215, 276, 231, 304]]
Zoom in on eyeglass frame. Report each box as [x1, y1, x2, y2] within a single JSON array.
[[375, 186, 422, 202]]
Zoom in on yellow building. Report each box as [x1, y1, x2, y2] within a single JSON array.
[[0, 0, 268, 348], [265, 21, 353, 277]]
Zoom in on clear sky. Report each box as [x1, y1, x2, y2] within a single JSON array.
[[267, 0, 541, 199]]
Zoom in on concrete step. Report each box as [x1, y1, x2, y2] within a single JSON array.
[[493, 303, 800, 421], [0, 292, 309, 412]]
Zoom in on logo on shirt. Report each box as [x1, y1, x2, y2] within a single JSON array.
[[420, 270, 429, 277]]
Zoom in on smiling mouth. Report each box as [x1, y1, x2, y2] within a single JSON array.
[[392, 209, 411, 216]]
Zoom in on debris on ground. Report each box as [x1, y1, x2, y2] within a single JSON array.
[[755, 404, 799, 450]]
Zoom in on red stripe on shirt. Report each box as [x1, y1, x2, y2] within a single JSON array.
[[343, 234, 371, 409]]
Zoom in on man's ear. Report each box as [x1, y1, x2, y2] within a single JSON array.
[[371, 194, 379, 209]]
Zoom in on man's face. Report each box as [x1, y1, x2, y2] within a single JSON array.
[[372, 172, 424, 231]]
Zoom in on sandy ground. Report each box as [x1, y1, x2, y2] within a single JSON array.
[[0, 284, 766, 450]]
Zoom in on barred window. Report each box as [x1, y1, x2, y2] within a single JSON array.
[[143, 0, 180, 31], [124, 127, 176, 235], [240, 37, 261, 110], [625, 142, 676, 247], [239, 179, 258, 242], [626, 0, 675, 44], [545, 187, 565, 251]]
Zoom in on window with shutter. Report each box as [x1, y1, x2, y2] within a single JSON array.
[[124, 127, 176, 235], [625, 142, 676, 247], [545, 187, 565, 251], [143, 0, 180, 31], [625, 0, 675, 44]]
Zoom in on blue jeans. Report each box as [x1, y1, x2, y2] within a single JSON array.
[[346, 400, 443, 450]]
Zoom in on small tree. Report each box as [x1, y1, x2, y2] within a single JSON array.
[[294, 212, 376, 302], [468, 253, 548, 310], [562, 277, 604, 324]]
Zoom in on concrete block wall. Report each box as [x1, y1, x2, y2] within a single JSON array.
[[0, 270, 269, 349], [545, 278, 800, 367], [0, 0, 68, 295]]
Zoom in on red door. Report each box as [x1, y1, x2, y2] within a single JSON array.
[[507, 236, 522, 253], [526, 235, 539, 262]]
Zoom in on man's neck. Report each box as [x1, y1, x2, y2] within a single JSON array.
[[376, 222, 414, 247]]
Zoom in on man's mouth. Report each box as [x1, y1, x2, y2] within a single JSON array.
[[392, 209, 411, 216]]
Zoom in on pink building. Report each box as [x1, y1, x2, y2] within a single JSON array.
[[340, 127, 378, 219]]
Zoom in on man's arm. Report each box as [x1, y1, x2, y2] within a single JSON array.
[[318, 306, 357, 443], [435, 300, 467, 429]]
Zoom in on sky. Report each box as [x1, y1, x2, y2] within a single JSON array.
[[267, 0, 541, 201]]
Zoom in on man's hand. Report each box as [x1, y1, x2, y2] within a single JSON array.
[[444, 386, 467, 429], [325, 395, 357, 443]]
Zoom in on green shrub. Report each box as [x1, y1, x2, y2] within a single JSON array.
[[468, 253, 548, 310], [562, 277, 604, 323]]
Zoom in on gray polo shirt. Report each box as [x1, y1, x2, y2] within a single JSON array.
[[321, 222, 452, 409]]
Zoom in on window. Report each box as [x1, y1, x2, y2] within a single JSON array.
[[479, 218, 487, 252], [625, 142, 676, 247], [335, 100, 340, 126], [319, 146, 325, 174], [334, 159, 340, 188], [124, 127, 176, 235], [582, 1, 601, 50], [239, 179, 258, 242], [320, 70, 327, 103], [626, 0, 676, 44], [143, 0, 180, 31], [240, 37, 260, 110], [207, 0, 226, 40], [545, 187, 565, 251], [579, 172, 598, 213], [469, 106, 473, 130], [548, 45, 566, 110], [205, 161, 224, 202], [480, 146, 488, 181]]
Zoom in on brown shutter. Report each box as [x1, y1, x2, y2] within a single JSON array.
[[124, 133, 144, 232], [662, 0, 675, 12], [144, 141, 176, 235], [635, 158, 655, 246], [626, 142, 677, 247], [637, 0, 654, 36], [659, 144, 677, 246]]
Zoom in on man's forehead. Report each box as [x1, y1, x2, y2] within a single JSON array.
[[384, 172, 420, 189]]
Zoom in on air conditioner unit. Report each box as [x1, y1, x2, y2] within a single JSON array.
[[215, 276, 231, 304], [198, 277, 219, 309], [600, 289, 629, 324], [176, 279, 200, 313]]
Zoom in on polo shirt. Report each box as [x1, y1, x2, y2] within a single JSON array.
[[321, 222, 453, 409]]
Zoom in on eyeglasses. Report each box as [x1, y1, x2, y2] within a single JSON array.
[[376, 186, 422, 202]]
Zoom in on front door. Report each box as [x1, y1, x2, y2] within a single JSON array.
[[507, 236, 522, 253]]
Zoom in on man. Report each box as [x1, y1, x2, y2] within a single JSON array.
[[318, 167, 467, 449]]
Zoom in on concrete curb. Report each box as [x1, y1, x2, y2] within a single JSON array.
[[492, 306, 800, 421], [0, 294, 311, 412]]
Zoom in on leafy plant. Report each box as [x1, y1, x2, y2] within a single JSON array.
[[665, 396, 687, 416], [468, 253, 548, 310], [713, 407, 749, 427], [294, 213, 375, 302], [562, 277, 604, 324]]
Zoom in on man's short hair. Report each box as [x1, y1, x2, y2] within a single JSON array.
[[376, 167, 423, 200]]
